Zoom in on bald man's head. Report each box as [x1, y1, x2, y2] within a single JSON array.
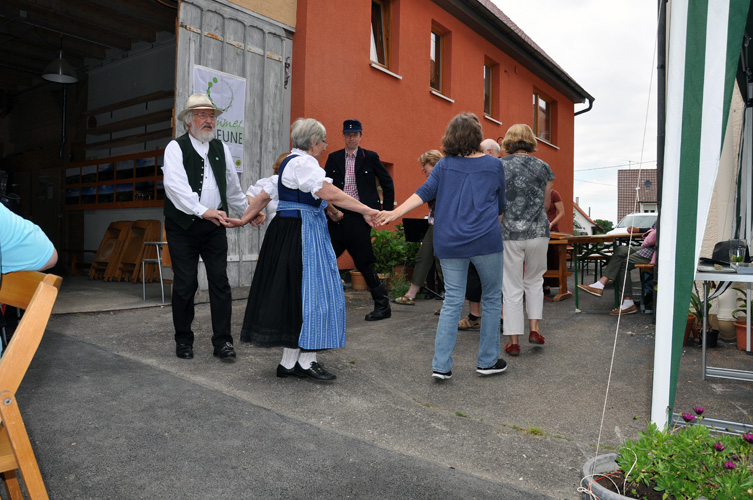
[[480, 138, 501, 157]]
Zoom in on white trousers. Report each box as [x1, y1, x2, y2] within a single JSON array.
[[503, 237, 549, 335]]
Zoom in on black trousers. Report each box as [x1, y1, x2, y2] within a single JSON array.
[[466, 263, 482, 302], [328, 211, 380, 289], [165, 217, 233, 348]]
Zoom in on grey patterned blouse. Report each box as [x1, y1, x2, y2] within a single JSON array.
[[500, 154, 555, 241]]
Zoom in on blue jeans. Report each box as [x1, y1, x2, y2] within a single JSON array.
[[433, 251, 503, 373]]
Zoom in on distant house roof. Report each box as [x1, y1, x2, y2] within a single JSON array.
[[617, 169, 658, 221], [573, 202, 601, 230], [434, 0, 594, 105]]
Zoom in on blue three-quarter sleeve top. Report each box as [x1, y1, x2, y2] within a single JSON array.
[[415, 155, 506, 259]]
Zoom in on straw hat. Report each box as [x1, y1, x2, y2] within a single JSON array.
[[177, 93, 222, 121]]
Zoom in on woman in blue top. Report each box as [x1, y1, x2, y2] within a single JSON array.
[[378, 113, 507, 380]]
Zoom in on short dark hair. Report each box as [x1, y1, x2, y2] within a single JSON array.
[[441, 113, 483, 157]]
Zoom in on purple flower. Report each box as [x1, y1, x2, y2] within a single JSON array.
[[724, 461, 736, 470], [693, 406, 705, 415], [713, 442, 726, 452], [681, 413, 695, 423], [743, 432, 753, 444]]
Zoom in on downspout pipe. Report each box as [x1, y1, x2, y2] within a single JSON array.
[[574, 96, 594, 116]]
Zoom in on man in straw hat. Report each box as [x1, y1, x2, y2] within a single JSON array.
[[162, 93, 248, 362]]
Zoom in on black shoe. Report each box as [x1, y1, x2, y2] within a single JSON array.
[[293, 361, 336, 380], [432, 370, 452, 380], [476, 358, 507, 376], [365, 283, 391, 321], [176, 344, 193, 359], [276, 364, 303, 378], [213, 342, 236, 362]]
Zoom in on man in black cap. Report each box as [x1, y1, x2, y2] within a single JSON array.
[[325, 119, 395, 321]]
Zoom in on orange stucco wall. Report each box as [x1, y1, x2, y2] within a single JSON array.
[[226, 0, 296, 28], [292, 0, 577, 266]]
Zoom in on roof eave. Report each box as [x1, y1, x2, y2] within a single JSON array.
[[432, 0, 594, 105]]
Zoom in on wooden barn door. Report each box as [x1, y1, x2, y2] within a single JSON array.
[[176, 0, 293, 288]]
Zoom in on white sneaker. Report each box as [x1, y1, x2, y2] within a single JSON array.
[[432, 370, 452, 380]]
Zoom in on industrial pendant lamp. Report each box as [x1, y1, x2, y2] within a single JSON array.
[[42, 37, 78, 84]]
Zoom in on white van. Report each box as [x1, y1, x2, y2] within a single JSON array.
[[606, 213, 658, 236]]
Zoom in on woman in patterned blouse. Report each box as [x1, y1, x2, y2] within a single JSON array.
[[499, 124, 555, 356]]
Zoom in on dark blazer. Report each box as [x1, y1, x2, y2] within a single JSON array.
[[324, 147, 395, 211]]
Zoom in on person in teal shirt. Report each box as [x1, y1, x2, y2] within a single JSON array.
[[0, 203, 57, 273]]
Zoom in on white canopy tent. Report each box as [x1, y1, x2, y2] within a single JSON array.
[[651, 0, 752, 428]]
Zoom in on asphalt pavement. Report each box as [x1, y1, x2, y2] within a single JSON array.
[[16, 275, 753, 499]]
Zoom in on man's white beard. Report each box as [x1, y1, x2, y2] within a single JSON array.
[[192, 124, 216, 143]]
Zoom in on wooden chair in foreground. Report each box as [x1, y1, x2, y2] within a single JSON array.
[[0, 271, 63, 499]]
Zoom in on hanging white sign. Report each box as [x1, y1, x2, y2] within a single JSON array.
[[193, 65, 246, 173]]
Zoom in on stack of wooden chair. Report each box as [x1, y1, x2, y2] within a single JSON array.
[[88, 220, 162, 282], [88, 221, 132, 281], [113, 220, 161, 283]]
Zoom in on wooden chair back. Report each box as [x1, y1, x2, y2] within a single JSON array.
[[162, 226, 171, 268], [115, 220, 160, 283], [0, 271, 62, 499], [88, 221, 132, 281]]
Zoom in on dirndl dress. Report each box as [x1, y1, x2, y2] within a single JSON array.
[[240, 156, 346, 350]]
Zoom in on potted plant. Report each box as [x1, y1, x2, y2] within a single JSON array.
[[688, 291, 715, 347], [371, 228, 403, 278], [580, 408, 753, 499], [731, 287, 753, 350], [392, 223, 419, 282]]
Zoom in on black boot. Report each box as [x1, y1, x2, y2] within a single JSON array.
[[365, 283, 391, 321]]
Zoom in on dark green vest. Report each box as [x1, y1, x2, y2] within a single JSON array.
[[164, 133, 229, 230]]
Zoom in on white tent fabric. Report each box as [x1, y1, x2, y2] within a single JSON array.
[[651, 0, 751, 428]]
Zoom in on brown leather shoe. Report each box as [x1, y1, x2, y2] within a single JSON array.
[[504, 343, 520, 356], [528, 331, 546, 344], [578, 284, 604, 297], [610, 304, 638, 316]]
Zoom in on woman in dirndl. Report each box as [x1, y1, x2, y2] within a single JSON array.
[[238, 118, 377, 380]]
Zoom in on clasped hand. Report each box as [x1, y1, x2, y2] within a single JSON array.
[[375, 210, 397, 226]]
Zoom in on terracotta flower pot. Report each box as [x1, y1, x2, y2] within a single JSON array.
[[391, 265, 414, 283], [733, 320, 752, 351], [684, 314, 699, 346], [349, 270, 368, 291]]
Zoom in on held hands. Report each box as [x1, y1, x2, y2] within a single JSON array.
[[248, 212, 266, 228], [202, 209, 231, 227], [328, 209, 344, 222], [363, 208, 379, 228], [223, 218, 244, 228], [375, 210, 398, 226], [223, 212, 266, 228]]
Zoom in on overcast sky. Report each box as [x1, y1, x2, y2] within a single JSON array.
[[490, 0, 659, 225]]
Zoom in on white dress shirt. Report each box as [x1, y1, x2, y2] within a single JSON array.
[[245, 174, 279, 225], [280, 148, 332, 196], [163, 133, 248, 217]]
